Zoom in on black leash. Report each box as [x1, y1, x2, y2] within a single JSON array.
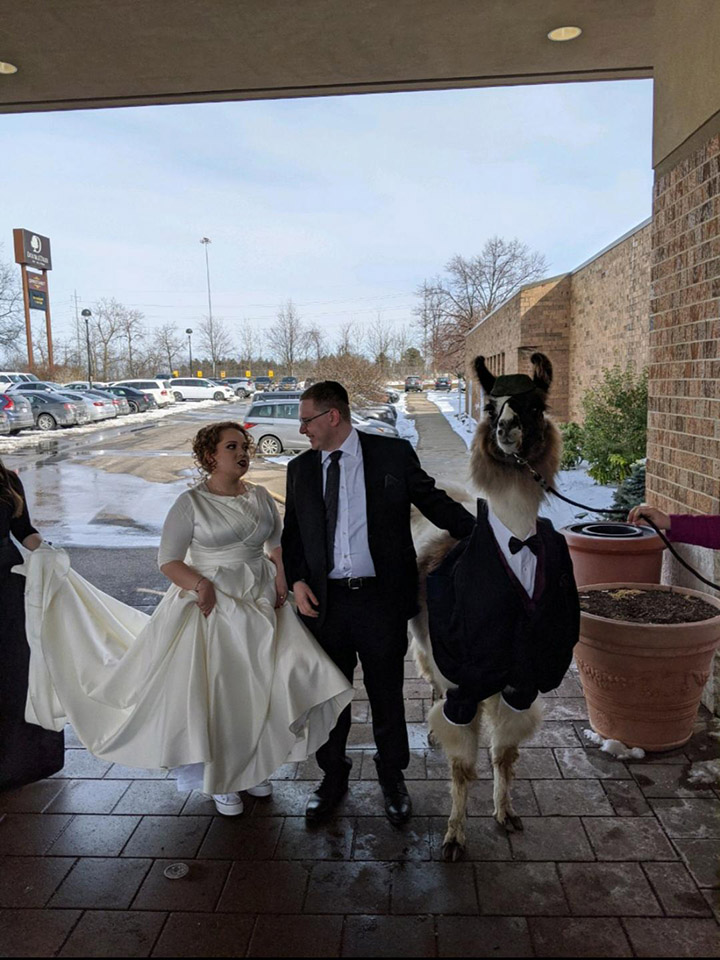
[[513, 454, 720, 593]]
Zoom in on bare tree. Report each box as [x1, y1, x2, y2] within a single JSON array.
[[237, 320, 260, 373], [335, 320, 364, 357], [118, 307, 146, 377], [0, 246, 23, 349], [152, 323, 185, 373], [314, 352, 386, 405], [91, 298, 127, 380], [265, 300, 308, 374], [305, 325, 329, 362], [366, 313, 393, 373], [415, 237, 548, 365], [198, 315, 233, 377]]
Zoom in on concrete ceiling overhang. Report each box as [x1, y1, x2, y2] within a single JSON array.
[[0, 0, 655, 114]]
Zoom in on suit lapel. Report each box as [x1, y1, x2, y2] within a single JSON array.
[[358, 431, 384, 547]]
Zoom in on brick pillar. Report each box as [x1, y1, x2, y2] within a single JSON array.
[[646, 132, 720, 713]]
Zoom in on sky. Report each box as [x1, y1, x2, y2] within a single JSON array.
[[0, 79, 653, 346]]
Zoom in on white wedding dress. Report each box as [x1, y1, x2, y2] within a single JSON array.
[[17, 482, 353, 794]]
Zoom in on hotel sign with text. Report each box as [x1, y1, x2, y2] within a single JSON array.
[[13, 229, 52, 271]]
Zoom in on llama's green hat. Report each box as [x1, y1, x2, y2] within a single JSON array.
[[489, 374, 535, 397]]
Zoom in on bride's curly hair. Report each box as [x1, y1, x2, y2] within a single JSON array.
[[192, 421, 255, 478]]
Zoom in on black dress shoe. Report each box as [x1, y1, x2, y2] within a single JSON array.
[[305, 776, 349, 822], [379, 778, 412, 825]]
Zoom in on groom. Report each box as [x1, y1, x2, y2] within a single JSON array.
[[281, 381, 475, 824]]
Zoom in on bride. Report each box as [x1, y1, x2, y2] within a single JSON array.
[[18, 421, 353, 815]]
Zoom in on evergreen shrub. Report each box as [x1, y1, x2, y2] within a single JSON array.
[[580, 365, 648, 485]]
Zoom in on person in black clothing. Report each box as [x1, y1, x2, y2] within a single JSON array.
[[0, 459, 64, 789], [281, 381, 475, 824]]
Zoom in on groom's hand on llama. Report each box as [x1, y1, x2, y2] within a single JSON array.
[[293, 581, 320, 618]]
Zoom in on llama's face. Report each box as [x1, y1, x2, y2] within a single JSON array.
[[473, 353, 553, 464], [484, 391, 547, 459]]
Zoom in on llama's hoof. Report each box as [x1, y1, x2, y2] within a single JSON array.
[[495, 814, 523, 833], [442, 840, 466, 861]]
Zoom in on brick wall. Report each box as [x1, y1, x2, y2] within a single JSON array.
[[645, 131, 720, 714], [568, 222, 652, 422], [645, 133, 720, 517]]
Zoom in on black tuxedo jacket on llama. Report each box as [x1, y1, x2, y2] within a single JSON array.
[[281, 431, 476, 630], [427, 499, 580, 708]]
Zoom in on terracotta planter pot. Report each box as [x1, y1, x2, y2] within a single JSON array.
[[576, 582, 720, 751], [562, 522, 665, 587]]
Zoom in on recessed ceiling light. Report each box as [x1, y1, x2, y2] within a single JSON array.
[[548, 26, 582, 42], [0, 61, 18, 74]]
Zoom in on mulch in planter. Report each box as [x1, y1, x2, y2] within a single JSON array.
[[578, 588, 719, 624]]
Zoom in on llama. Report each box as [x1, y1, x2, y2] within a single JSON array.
[[410, 352, 578, 861]]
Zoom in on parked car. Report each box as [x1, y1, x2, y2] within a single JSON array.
[[253, 376, 275, 392], [0, 393, 35, 434], [64, 389, 117, 420], [252, 389, 304, 402], [0, 409, 10, 436], [63, 380, 110, 390], [91, 389, 131, 416], [219, 377, 254, 398], [434, 376, 452, 391], [0, 371, 40, 391], [103, 385, 158, 414], [53, 392, 94, 425], [244, 399, 398, 456], [110, 379, 172, 407], [8, 380, 65, 394], [168, 378, 235, 402], [350, 412, 399, 437], [404, 375, 422, 393], [356, 404, 397, 425], [26, 391, 81, 430], [278, 376, 299, 392]]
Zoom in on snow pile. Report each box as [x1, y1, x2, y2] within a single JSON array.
[[393, 393, 419, 447], [583, 728, 646, 760], [687, 759, 720, 785]]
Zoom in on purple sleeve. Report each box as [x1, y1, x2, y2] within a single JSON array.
[[668, 515, 720, 549]]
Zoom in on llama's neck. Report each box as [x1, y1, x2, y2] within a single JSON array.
[[486, 485, 543, 540]]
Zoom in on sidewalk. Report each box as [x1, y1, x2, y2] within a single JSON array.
[[1, 398, 718, 957]]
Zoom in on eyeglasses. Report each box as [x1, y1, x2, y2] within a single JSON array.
[[299, 409, 331, 426]]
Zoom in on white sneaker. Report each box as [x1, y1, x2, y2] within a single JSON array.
[[246, 779, 273, 798], [213, 792, 244, 816]]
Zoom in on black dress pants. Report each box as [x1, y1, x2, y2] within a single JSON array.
[[311, 581, 409, 784]]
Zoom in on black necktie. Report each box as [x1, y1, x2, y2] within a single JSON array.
[[508, 534, 540, 556], [324, 450, 342, 571]]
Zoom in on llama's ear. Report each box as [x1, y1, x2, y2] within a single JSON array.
[[474, 356, 495, 394], [530, 352, 552, 393]]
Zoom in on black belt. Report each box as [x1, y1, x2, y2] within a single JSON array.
[[327, 576, 377, 590]]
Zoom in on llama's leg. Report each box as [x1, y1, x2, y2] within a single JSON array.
[[485, 694, 542, 833], [408, 617, 446, 701], [428, 701, 480, 861]]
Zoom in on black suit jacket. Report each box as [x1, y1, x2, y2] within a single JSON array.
[[282, 431, 476, 629]]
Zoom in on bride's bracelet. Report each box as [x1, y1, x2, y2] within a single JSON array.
[[194, 576, 209, 592]]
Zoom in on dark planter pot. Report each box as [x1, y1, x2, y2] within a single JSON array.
[[562, 521, 665, 587]]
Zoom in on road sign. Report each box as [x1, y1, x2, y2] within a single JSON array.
[[268, 370, 274, 377], [29, 290, 47, 311], [13, 229, 52, 270], [245, 370, 251, 378]]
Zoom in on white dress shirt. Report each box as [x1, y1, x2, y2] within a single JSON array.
[[322, 428, 376, 578], [487, 506, 537, 598]]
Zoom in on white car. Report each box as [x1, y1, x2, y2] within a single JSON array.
[[169, 378, 235, 401], [111, 378, 173, 407]]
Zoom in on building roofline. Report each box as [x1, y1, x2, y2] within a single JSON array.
[[465, 216, 653, 339]]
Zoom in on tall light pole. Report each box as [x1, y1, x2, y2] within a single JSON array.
[[186, 327, 193, 375], [200, 237, 214, 375], [81, 308, 93, 387]]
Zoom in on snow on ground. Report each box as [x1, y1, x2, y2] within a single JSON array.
[[394, 392, 419, 447], [0, 399, 223, 454], [425, 389, 618, 530]]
